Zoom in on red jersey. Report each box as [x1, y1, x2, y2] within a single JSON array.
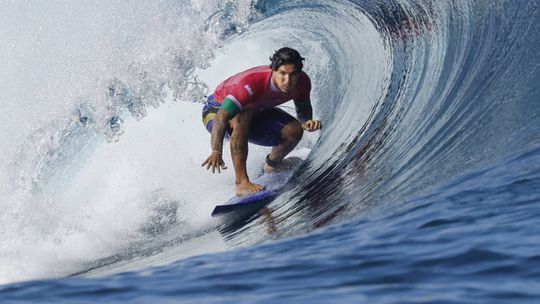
[[213, 65, 311, 111]]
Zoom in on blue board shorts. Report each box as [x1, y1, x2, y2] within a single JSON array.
[[202, 95, 296, 147]]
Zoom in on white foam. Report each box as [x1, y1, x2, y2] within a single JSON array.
[[0, 0, 256, 284]]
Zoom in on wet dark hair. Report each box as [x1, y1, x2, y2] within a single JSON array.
[[269, 47, 305, 71]]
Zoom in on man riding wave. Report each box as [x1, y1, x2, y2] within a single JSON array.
[[201, 47, 322, 195]]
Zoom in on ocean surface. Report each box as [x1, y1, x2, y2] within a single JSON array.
[[1, 0, 540, 303]]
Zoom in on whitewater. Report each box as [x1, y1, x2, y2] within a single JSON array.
[[1, 0, 539, 303]]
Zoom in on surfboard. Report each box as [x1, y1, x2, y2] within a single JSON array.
[[211, 156, 303, 219]]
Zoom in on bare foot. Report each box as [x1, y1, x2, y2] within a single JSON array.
[[263, 157, 303, 174], [236, 180, 265, 196], [263, 161, 279, 174]]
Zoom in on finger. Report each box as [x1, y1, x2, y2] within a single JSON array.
[[201, 159, 208, 167]]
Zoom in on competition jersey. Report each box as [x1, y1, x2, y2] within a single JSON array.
[[212, 65, 311, 111]]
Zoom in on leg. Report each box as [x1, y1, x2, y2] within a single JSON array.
[[229, 110, 265, 195], [264, 119, 303, 172]]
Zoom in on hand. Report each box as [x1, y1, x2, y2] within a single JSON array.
[[302, 120, 322, 132], [201, 152, 227, 173]]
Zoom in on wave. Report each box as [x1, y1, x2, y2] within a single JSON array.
[[1, 0, 539, 288]]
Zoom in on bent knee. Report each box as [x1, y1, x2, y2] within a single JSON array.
[[282, 120, 303, 141]]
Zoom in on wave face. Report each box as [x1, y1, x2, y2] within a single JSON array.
[[1, 0, 540, 302]]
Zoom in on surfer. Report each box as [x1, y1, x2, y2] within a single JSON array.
[[201, 47, 322, 196]]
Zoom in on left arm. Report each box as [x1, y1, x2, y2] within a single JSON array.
[[294, 99, 322, 131]]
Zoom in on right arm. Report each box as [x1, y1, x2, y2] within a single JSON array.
[[201, 97, 241, 173], [210, 109, 229, 157]]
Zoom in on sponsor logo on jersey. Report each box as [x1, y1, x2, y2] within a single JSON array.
[[244, 85, 254, 96]]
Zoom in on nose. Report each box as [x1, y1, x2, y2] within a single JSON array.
[[283, 75, 290, 85]]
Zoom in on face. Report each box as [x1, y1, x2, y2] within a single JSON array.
[[271, 63, 300, 93]]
